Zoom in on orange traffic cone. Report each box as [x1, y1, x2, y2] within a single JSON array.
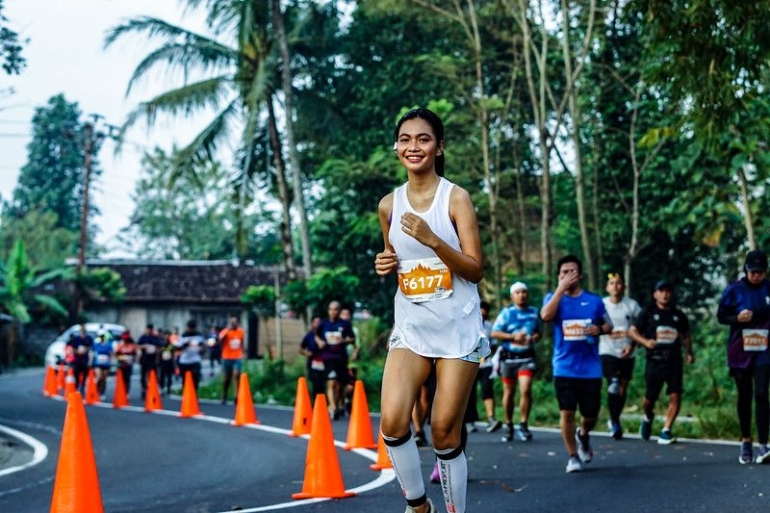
[[370, 433, 393, 470], [179, 371, 201, 417], [290, 377, 313, 437], [43, 366, 58, 397], [64, 368, 77, 397], [144, 370, 163, 412], [344, 380, 377, 450], [112, 370, 129, 409], [56, 364, 66, 393], [84, 369, 100, 405], [233, 373, 260, 426], [49, 392, 104, 513], [292, 394, 355, 500]]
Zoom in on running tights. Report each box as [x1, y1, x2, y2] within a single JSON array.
[[734, 365, 770, 444]]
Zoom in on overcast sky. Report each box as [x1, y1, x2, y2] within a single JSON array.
[[0, 0, 211, 257]]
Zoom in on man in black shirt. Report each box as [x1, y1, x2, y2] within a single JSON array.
[[629, 280, 695, 445]]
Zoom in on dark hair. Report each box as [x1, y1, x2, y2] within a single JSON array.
[[557, 254, 583, 275], [393, 107, 445, 177], [480, 301, 491, 311], [187, 319, 197, 329]]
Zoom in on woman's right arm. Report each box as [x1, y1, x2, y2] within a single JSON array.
[[375, 193, 398, 276]]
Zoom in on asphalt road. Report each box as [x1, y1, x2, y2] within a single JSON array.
[[2, 367, 770, 512]]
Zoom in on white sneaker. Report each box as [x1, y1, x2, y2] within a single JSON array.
[[566, 456, 583, 473]]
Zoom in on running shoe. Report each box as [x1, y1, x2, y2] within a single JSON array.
[[739, 442, 753, 465], [657, 428, 676, 445], [566, 455, 583, 473], [755, 445, 770, 464], [610, 421, 623, 440], [640, 417, 652, 441], [430, 461, 440, 483], [486, 418, 503, 433], [575, 429, 593, 463], [502, 424, 514, 442], [516, 423, 533, 442], [405, 498, 435, 513], [466, 422, 478, 433]]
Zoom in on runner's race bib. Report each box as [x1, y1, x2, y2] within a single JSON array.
[[161, 351, 173, 361], [563, 319, 590, 342], [229, 338, 242, 350], [398, 257, 453, 302], [743, 329, 769, 352], [655, 326, 678, 345], [96, 354, 110, 364], [325, 330, 343, 346], [143, 345, 156, 354], [311, 358, 325, 371], [119, 355, 133, 364]]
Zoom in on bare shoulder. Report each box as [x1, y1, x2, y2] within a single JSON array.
[[378, 192, 394, 215], [449, 184, 472, 204]]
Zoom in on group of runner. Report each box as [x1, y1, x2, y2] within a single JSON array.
[[64, 316, 247, 404]]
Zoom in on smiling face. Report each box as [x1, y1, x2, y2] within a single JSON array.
[[396, 118, 443, 175]]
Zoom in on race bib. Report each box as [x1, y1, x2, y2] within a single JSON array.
[[310, 358, 325, 371], [96, 354, 110, 364], [563, 319, 590, 342], [119, 355, 134, 364], [397, 257, 453, 302], [229, 338, 242, 350], [743, 329, 769, 352], [325, 330, 343, 346], [655, 326, 678, 345], [161, 351, 173, 361], [143, 345, 156, 354]]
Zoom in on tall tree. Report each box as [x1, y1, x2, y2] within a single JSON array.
[[271, 0, 313, 281], [0, 0, 26, 75], [118, 147, 280, 262], [6, 95, 100, 234]]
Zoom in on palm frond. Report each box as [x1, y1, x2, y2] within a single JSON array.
[[170, 99, 240, 186], [122, 76, 234, 130]]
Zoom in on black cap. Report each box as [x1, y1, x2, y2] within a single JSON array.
[[654, 279, 673, 291], [745, 250, 768, 272]]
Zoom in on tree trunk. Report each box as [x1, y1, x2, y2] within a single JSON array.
[[271, 0, 313, 282], [737, 166, 756, 250], [267, 97, 298, 281]]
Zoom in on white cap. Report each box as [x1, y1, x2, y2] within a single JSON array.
[[510, 281, 528, 294]]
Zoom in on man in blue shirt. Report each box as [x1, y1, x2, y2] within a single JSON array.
[[541, 255, 611, 473], [491, 281, 541, 443], [318, 301, 356, 420]]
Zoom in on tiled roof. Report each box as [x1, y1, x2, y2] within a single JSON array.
[[79, 259, 280, 304]]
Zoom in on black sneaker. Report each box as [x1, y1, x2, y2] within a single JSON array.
[[575, 429, 593, 463], [640, 417, 652, 441], [516, 424, 533, 442], [739, 442, 753, 465], [502, 424, 514, 442]]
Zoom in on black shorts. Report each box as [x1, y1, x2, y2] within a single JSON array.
[[644, 356, 683, 401], [324, 359, 349, 384], [553, 377, 602, 418], [477, 366, 494, 400], [601, 355, 636, 382]]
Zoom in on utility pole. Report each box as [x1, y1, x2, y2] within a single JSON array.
[[73, 114, 117, 319]]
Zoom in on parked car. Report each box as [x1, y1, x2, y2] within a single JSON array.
[[44, 323, 127, 371]]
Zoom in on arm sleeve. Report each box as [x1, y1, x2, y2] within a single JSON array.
[[716, 287, 739, 326]]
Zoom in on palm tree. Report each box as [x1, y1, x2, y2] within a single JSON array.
[[104, 0, 299, 277]]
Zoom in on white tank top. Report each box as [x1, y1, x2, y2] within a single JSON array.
[[388, 177, 486, 358]]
